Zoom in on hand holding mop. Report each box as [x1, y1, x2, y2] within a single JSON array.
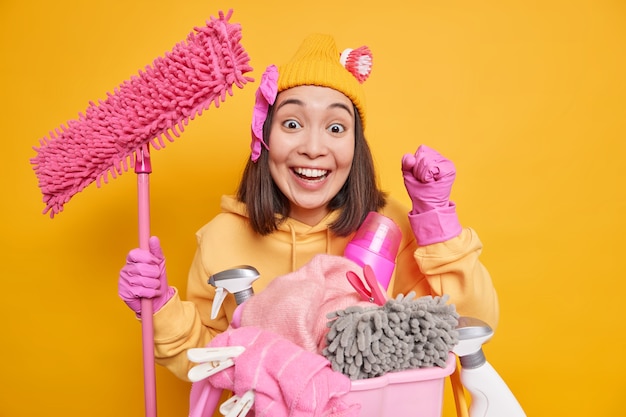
[[30, 10, 253, 417]]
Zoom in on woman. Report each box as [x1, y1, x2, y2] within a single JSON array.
[[118, 34, 499, 381]]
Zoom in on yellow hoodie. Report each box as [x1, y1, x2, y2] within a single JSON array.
[[152, 195, 499, 381]]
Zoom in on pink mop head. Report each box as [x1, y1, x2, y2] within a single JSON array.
[[30, 9, 253, 217]]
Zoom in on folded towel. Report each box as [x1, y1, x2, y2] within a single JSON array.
[[239, 254, 374, 353], [192, 326, 360, 417]]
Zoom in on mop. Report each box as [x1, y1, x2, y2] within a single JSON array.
[[323, 292, 459, 380], [29, 9, 253, 417]]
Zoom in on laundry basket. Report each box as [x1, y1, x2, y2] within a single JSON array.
[[344, 352, 456, 417]]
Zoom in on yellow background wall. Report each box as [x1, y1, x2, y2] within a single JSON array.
[[1, 1, 624, 416]]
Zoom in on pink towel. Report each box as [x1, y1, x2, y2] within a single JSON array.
[[190, 326, 360, 417], [239, 254, 374, 353]]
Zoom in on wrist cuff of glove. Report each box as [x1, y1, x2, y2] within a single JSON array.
[[152, 289, 198, 340], [409, 202, 462, 246], [156, 286, 176, 312]]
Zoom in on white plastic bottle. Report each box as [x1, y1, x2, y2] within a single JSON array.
[[452, 317, 526, 417]]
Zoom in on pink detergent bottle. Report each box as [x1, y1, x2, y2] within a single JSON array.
[[344, 212, 402, 290]]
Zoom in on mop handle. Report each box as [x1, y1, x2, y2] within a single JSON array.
[[136, 145, 157, 417]]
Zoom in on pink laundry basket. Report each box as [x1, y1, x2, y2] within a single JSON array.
[[344, 353, 456, 417]]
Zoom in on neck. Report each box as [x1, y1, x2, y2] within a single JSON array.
[[288, 206, 330, 226]]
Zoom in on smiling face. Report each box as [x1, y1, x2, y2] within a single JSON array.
[[268, 85, 356, 226]]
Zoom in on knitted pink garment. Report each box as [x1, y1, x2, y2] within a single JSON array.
[[189, 326, 360, 417], [239, 254, 376, 353], [30, 10, 253, 217]]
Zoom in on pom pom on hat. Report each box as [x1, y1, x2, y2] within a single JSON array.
[[340, 46, 373, 84]]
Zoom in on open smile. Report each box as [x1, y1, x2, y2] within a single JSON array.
[[292, 167, 329, 182]]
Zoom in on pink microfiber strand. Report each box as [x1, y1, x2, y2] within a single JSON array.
[[30, 9, 253, 217]]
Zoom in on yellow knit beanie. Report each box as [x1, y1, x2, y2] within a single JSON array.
[[277, 34, 371, 127]]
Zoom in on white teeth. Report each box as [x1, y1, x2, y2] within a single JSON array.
[[294, 167, 328, 178]]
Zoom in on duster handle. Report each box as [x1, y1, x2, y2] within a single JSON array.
[[136, 145, 157, 417]]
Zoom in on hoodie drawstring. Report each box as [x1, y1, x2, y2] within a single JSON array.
[[287, 223, 334, 272], [289, 224, 297, 271], [325, 228, 332, 254]]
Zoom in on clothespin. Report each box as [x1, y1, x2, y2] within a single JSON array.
[[187, 346, 245, 382], [219, 390, 255, 417], [346, 264, 387, 306]]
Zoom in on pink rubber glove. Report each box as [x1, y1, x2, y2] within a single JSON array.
[[401, 145, 462, 246], [118, 236, 175, 317]]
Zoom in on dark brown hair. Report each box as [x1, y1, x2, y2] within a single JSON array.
[[237, 104, 387, 236]]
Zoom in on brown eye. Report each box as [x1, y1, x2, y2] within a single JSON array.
[[282, 119, 301, 129], [328, 123, 345, 134]]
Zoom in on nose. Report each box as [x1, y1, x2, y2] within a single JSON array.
[[299, 128, 328, 158]]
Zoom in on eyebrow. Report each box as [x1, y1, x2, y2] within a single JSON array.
[[275, 98, 354, 116]]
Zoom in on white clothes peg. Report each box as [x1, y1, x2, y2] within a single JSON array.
[[187, 346, 245, 383], [219, 390, 255, 417]]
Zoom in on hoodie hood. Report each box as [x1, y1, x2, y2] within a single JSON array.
[[220, 195, 347, 272]]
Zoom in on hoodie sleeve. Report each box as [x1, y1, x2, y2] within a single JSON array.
[[385, 200, 499, 331], [151, 229, 236, 381]]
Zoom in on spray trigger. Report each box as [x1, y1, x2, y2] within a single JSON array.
[[208, 266, 260, 320], [211, 287, 228, 320]]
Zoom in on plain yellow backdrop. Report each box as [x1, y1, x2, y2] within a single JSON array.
[[1, 0, 625, 416]]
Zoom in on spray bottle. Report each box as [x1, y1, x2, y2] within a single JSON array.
[[453, 317, 526, 417], [344, 211, 402, 290], [208, 265, 260, 320]]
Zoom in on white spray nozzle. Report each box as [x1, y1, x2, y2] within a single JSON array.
[[209, 266, 260, 320], [452, 316, 494, 358]]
